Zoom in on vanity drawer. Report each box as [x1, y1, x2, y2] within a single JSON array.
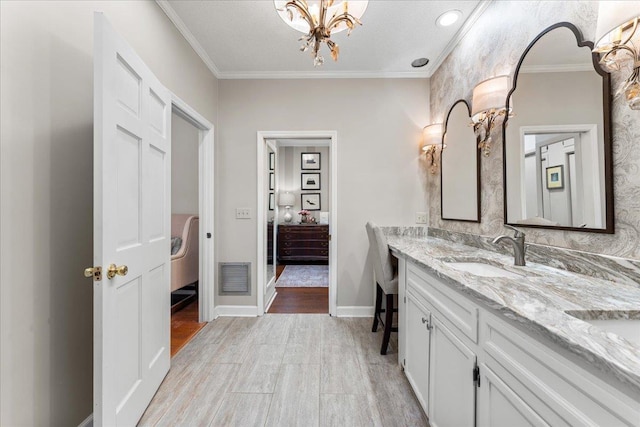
[[407, 261, 478, 343]]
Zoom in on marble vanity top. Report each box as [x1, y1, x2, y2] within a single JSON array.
[[385, 232, 640, 394]]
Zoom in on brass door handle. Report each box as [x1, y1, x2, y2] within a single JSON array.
[[107, 264, 128, 279]]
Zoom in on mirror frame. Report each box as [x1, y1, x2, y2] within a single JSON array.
[[441, 99, 481, 223], [502, 22, 614, 234]]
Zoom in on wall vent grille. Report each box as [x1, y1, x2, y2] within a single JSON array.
[[219, 262, 251, 295]]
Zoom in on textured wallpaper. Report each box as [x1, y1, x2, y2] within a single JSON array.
[[427, 1, 640, 260]]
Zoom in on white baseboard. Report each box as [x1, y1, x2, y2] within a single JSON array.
[[78, 414, 93, 427], [214, 305, 259, 318], [264, 290, 277, 312], [335, 306, 374, 317]]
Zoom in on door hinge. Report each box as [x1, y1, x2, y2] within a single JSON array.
[[404, 296, 406, 304], [473, 364, 481, 388]]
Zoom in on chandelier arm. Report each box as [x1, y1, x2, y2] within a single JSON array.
[[283, 1, 315, 28], [619, 17, 639, 47], [325, 14, 361, 32]]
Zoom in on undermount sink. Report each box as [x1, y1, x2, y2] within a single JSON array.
[[445, 261, 523, 279], [565, 310, 640, 347]]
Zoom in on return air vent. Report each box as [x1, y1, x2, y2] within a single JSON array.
[[219, 262, 251, 295]]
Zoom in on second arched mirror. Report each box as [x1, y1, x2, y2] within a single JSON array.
[[503, 22, 613, 233], [441, 99, 480, 222]]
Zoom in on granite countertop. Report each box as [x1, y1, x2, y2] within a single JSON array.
[[386, 234, 640, 394]]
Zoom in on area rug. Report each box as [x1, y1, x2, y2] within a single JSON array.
[[275, 265, 329, 287]]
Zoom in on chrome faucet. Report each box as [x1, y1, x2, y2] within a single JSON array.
[[493, 225, 526, 266]]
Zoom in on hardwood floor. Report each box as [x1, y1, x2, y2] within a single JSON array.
[[139, 315, 428, 426], [268, 287, 328, 314], [170, 300, 206, 357]]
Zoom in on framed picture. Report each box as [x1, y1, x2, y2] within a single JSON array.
[[269, 172, 274, 190], [269, 152, 275, 171], [546, 165, 564, 189], [301, 193, 321, 211], [301, 172, 321, 190], [269, 193, 274, 211], [301, 152, 321, 170]]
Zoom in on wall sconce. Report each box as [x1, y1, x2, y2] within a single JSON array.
[[471, 75, 511, 157], [594, 1, 640, 110], [422, 124, 443, 174], [277, 192, 296, 223]]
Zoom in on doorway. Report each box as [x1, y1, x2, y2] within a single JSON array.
[[256, 132, 338, 316], [169, 99, 215, 355]]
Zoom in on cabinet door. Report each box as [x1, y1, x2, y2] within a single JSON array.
[[405, 291, 431, 415], [429, 316, 476, 427], [477, 363, 547, 427], [398, 257, 407, 368]]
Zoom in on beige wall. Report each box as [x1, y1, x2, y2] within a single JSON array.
[[428, 1, 640, 260], [171, 112, 200, 215], [0, 1, 218, 425], [217, 79, 429, 307]]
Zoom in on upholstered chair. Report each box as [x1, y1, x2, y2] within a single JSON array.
[[171, 214, 199, 292], [365, 221, 398, 355]]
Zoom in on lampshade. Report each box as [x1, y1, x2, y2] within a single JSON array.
[[278, 192, 296, 207], [274, 0, 368, 34], [594, 1, 640, 51], [422, 124, 443, 149], [471, 75, 510, 117]]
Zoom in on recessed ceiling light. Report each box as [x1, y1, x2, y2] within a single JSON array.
[[411, 58, 430, 68], [437, 10, 462, 27]]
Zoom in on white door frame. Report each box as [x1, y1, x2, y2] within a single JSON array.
[[171, 94, 215, 322], [256, 131, 338, 316]]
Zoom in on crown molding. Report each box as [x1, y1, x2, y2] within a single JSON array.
[[429, 0, 493, 76], [519, 63, 594, 73], [156, 0, 221, 78], [216, 70, 431, 79]]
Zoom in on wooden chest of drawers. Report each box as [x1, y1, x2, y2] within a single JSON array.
[[277, 224, 329, 263]]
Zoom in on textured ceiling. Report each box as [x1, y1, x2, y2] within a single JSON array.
[[159, 0, 487, 79]]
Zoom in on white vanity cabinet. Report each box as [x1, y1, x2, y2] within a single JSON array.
[[398, 258, 640, 427], [428, 316, 477, 427], [404, 289, 432, 413], [401, 261, 479, 425]]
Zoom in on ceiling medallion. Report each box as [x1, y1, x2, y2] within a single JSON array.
[[274, 0, 368, 66]]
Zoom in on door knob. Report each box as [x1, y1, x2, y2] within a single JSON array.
[[107, 264, 128, 279]]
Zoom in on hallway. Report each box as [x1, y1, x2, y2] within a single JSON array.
[[139, 314, 427, 426]]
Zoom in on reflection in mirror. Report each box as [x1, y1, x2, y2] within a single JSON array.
[[441, 100, 480, 222], [266, 145, 276, 284], [504, 23, 613, 232]]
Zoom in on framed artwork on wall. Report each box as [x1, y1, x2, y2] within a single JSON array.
[[546, 165, 564, 189], [269, 152, 275, 171], [269, 172, 275, 190], [269, 192, 274, 211], [301, 152, 321, 170], [301, 172, 321, 190], [301, 193, 321, 210]]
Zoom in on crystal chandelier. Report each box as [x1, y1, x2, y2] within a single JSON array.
[[274, 0, 368, 66]]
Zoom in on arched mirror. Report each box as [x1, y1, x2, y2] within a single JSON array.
[[441, 100, 480, 222], [503, 22, 613, 233]]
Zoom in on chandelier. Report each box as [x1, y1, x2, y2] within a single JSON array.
[[274, 0, 368, 66]]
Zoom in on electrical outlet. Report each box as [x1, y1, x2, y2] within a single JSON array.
[[415, 212, 427, 224], [236, 208, 251, 219]]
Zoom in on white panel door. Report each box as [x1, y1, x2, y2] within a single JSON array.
[[93, 13, 171, 426], [428, 316, 477, 427]]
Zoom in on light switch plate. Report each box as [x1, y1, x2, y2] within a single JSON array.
[[415, 212, 427, 224], [236, 208, 251, 219]]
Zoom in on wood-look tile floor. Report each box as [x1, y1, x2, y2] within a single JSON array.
[[139, 314, 428, 427]]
